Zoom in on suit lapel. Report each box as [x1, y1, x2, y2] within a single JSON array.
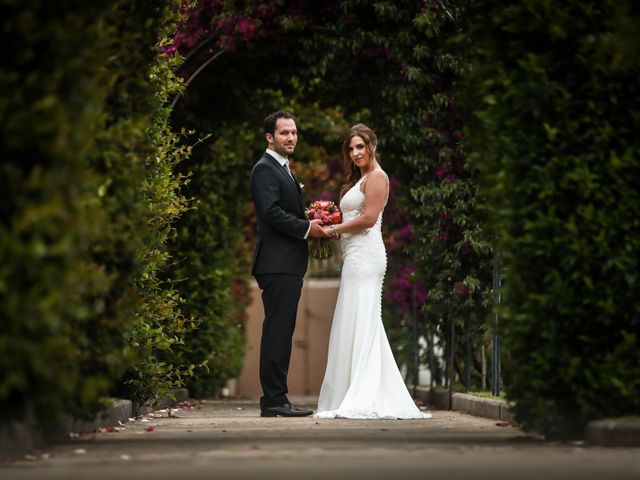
[[264, 153, 301, 190], [262, 154, 304, 215]]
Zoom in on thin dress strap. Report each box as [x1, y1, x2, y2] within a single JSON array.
[[359, 170, 390, 206], [359, 170, 376, 189]]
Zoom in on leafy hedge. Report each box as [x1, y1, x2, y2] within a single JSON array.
[[169, 125, 251, 397], [396, 4, 494, 388], [115, 33, 199, 406], [468, 0, 640, 438], [0, 1, 195, 425]]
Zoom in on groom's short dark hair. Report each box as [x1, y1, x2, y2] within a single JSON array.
[[263, 111, 295, 136]]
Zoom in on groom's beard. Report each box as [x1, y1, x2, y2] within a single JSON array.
[[273, 142, 295, 158]]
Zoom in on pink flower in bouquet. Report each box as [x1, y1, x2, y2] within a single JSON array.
[[306, 200, 342, 259], [306, 200, 342, 225]]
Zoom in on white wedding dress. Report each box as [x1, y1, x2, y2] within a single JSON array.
[[315, 174, 432, 419]]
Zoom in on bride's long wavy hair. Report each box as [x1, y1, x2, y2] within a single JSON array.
[[340, 123, 379, 198]]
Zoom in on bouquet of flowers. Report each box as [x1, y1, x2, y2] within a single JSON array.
[[306, 200, 342, 259]]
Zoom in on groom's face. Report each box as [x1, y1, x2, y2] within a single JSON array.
[[267, 118, 297, 158]]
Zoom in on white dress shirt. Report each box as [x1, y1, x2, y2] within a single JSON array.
[[266, 149, 311, 240]]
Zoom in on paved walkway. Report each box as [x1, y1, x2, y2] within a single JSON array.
[[2, 398, 639, 479]]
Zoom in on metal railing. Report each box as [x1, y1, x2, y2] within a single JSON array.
[[409, 250, 503, 404]]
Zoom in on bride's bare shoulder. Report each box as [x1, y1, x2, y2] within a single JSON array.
[[361, 169, 388, 194], [368, 169, 389, 184]]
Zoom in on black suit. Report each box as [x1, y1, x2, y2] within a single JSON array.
[[250, 152, 309, 407]]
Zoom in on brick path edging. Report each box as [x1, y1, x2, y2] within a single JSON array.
[[417, 387, 640, 446], [416, 387, 514, 422], [0, 388, 189, 456], [585, 419, 640, 447]]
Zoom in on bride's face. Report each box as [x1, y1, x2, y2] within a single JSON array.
[[348, 135, 374, 170]]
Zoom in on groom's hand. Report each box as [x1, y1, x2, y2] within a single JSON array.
[[309, 219, 330, 238]]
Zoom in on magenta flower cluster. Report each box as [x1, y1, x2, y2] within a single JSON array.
[[163, 1, 274, 59], [433, 211, 454, 246], [383, 178, 426, 315], [453, 281, 468, 296], [435, 165, 457, 182], [386, 265, 428, 314]]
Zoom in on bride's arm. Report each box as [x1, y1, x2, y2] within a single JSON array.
[[323, 170, 388, 237]]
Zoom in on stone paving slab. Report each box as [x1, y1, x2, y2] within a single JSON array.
[[1, 398, 639, 480]]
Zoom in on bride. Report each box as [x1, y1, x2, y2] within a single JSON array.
[[315, 124, 432, 420]]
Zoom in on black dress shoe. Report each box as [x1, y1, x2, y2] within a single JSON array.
[[260, 402, 313, 417]]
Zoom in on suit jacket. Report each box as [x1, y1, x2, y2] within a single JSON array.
[[250, 152, 309, 276]]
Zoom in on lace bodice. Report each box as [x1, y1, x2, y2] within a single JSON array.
[[339, 175, 383, 237], [338, 175, 386, 278]]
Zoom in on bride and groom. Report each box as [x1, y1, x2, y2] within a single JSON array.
[[250, 111, 431, 420]]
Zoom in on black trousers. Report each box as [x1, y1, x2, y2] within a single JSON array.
[[255, 273, 303, 408]]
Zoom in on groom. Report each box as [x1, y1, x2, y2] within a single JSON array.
[[250, 111, 326, 417]]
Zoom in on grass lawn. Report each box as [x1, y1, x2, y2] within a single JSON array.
[[605, 416, 640, 424], [466, 390, 507, 401]]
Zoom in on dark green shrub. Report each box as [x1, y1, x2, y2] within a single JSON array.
[[0, 1, 140, 425], [169, 132, 248, 397], [0, 1, 195, 424], [116, 39, 199, 406], [399, 5, 494, 389], [468, 0, 640, 438]]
